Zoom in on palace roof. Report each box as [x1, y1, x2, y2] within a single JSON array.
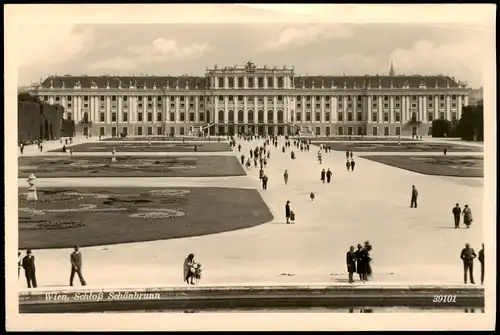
[[39, 74, 463, 90]]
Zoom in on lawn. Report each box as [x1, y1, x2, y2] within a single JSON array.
[[313, 142, 483, 152], [102, 137, 222, 142], [49, 142, 231, 153], [18, 156, 245, 178], [18, 187, 273, 249], [308, 136, 419, 141], [361, 155, 483, 177]]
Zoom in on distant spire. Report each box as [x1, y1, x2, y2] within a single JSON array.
[[389, 61, 395, 76]]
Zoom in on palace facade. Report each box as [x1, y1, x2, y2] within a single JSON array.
[[30, 62, 471, 137]]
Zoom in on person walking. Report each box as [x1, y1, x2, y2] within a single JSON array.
[[321, 169, 326, 183], [262, 174, 268, 190], [460, 243, 476, 284], [346, 151, 350, 160], [285, 201, 291, 224], [350, 151, 353, 159], [70, 245, 87, 286], [22, 249, 37, 288], [410, 185, 418, 208], [259, 168, 264, 181], [478, 243, 484, 285], [240, 154, 245, 165], [346, 246, 357, 283], [346, 159, 351, 171], [326, 169, 332, 183], [355, 244, 366, 282], [462, 205, 473, 228], [452, 203, 462, 228], [283, 170, 289, 185], [350, 159, 356, 171]]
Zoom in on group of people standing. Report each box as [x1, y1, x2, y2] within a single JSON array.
[[460, 243, 484, 285], [345, 151, 356, 171], [346, 242, 373, 283]]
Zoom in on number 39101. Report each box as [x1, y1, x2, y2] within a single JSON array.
[[433, 295, 457, 303]]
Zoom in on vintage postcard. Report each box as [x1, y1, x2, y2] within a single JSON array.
[[5, 3, 496, 331]]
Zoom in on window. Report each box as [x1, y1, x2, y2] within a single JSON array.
[[428, 113, 433, 121], [357, 113, 362, 121], [315, 112, 320, 121], [137, 127, 143, 135], [347, 96, 352, 101], [306, 112, 311, 122], [83, 103, 89, 108], [218, 95, 223, 102], [170, 112, 175, 121], [100, 127, 105, 136], [180, 113, 185, 122], [395, 103, 400, 108], [258, 97, 264, 102], [268, 77, 274, 88], [440, 112, 445, 119], [189, 96, 194, 102], [452, 95, 457, 100], [229, 77, 234, 88], [338, 112, 343, 121], [372, 127, 378, 136], [180, 103, 185, 108], [347, 102, 353, 108], [157, 103, 162, 108], [347, 112, 353, 121], [138, 97, 143, 102], [452, 112, 457, 120], [384, 112, 389, 122], [325, 96, 330, 101], [258, 77, 264, 88], [306, 96, 311, 101], [147, 103, 153, 108], [123, 113, 128, 122], [237, 77, 243, 88], [111, 113, 117, 122], [296, 95, 302, 100], [384, 95, 389, 101], [138, 103, 143, 108], [199, 113, 204, 122], [100, 112, 105, 122], [316, 103, 320, 108], [157, 127, 162, 135], [384, 127, 390, 136], [325, 112, 330, 121], [218, 77, 224, 88], [55, 96, 60, 102], [357, 96, 362, 102], [228, 96, 234, 102], [440, 95, 445, 101], [157, 96, 162, 102], [440, 103, 445, 108], [297, 103, 302, 108], [278, 96, 283, 102], [67, 103, 72, 108], [238, 95, 243, 102], [411, 103, 417, 108], [179, 96, 184, 102], [384, 103, 389, 108], [306, 103, 311, 108], [395, 112, 400, 122], [338, 102, 343, 109], [157, 113, 162, 122], [277, 77, 284, 88], [67, 112, 72, 120], [372, 113, 378, 122], [180, 127, 185, 136], [189, 113, 195, 122], [267, 97, 273, 103], [170, 103, 175, 108], [67, 96, 72, 102], [372, 104, 378, 108], [112, 96, 117, 102], [428, 103, 433, 108], [296, 112, 301, 122], [147, 127, 153, 135], [395, 96, 400, 101], [428, 95, 433, 100], [451, 102, 457, 108], [412, 96, 417, 101], [248, 77, 254, 87], [357, 103, 362, 108], [325, 103, 330, 108], [138, 113, 143, 122], [315, 96, 320, 100], [84, 96, 89, 101], [148, 113, 153, 122], [395, 127, 401, 136]]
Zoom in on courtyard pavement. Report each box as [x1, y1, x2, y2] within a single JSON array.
[[16, 136, 484, 288]]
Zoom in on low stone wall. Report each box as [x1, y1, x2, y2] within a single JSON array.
[[19, 284, 484, 313]]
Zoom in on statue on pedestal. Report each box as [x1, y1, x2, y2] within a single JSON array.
[[111, 148, 117, 163], [26, 173, 38, 201]]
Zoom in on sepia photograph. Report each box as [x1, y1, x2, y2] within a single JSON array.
[[5, 3, 496, 331]]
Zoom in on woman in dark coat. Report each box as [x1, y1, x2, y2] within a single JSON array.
[[285, 201, 291, 224]]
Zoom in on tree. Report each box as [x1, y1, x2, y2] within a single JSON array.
[[457, 104, 483, 141], [431, 119, 451, 137]]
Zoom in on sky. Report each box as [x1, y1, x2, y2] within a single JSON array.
[[13, 5, 493, 89]]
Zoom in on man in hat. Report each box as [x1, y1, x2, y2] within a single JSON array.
[[460, 243, 476, 284], [346, 246, 357, 283], [22, 249, 37, 288], [70, 245, 87, 286], [452, 203, 462, 228]]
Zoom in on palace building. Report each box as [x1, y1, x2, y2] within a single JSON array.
[[30, 61, 471, 137]]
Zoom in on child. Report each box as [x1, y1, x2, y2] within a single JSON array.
[[289, 211, 296, 224]]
